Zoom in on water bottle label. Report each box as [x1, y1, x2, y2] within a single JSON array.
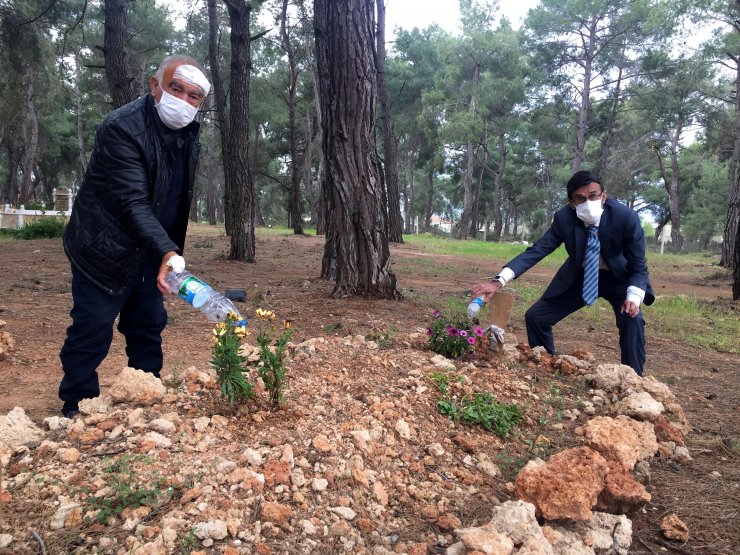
[[176, 276, 209, 306]]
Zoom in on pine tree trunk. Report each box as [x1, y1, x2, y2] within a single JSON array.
[[103, 0, 137, 108], [456, 63, 480, 239], [75, 53, 88, 179], [281, 0, 304, 235], [314, 0, 400, 299], [376, 0, 403, 243], [492, 129, 506, 240], [19, 77, 38, 205], [722, 59, 740, 270]]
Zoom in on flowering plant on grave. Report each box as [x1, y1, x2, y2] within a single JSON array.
[[210, 312, 254, 405], [252, 308, 294, 409], [427, 309, 485, 359]]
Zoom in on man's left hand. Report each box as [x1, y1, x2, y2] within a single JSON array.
[[157, 251, 179, 294], [621, 300, 640, 318]]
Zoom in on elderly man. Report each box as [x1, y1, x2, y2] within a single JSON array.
[[58, 54, 210, 418], [472, 170, 654, 375]]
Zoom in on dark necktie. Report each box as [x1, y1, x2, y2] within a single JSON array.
[[583, 225, 600, 305]]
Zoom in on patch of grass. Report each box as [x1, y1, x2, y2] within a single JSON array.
[[649, 295, 740, 353], [366, 324, 397, 349], [1, 218, 66, 239], [86, 455, 173, 524], [403, 234, 567, 267], [193, 237, 214, 248]]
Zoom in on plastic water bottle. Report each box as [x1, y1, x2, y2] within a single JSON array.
[[165, 270, 242, 323], [467, 295, 485, 319]]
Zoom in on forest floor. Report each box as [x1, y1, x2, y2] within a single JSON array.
[[0, 223, 738, 554]]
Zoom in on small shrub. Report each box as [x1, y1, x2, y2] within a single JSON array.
[[366, 324, 397, 349], [252, 308, 293, 409], [430, 373, 524, 438], [210, 313, 254, 405], [427, 310, 485, 359], [86, 455, 173, 523], [15, 218, 67, 239]]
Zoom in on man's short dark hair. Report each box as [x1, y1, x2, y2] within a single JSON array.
[[566, 170, 603, 200]]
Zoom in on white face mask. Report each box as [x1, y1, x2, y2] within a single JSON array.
[[575, 198, 604, 226], [155, 87, 199, 129]]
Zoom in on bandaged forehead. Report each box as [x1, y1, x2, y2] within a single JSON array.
[[173, 65, 211, 96]]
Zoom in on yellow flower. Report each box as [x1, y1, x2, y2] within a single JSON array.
[[234, 326, 248, 338], [256, 308, 275, 320], [283, 320, 292, 329], [212, 323, 227, 337]]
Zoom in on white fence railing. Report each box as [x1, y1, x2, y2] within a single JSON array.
[[0, 187, 74, 229]]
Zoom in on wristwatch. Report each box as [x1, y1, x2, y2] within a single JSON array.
[[491, 275, 505, 286]]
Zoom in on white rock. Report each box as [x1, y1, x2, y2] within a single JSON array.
[[0, 534, 12, 549], [616, 392, 664, 421], [142, 431, 172, 448], [329, 506, 357, 520], [427, 443, 446, 457], [149, 418, 177, 434], [193, 520, 228, 540], [312, 478, 329, 492], [0, 407, 44, 450], [394, 419, 411, 439], [299, 519, 317, 535], [242, 448, 264, 466]]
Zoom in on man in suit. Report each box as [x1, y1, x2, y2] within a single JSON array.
[[472, 170, 654, 375]]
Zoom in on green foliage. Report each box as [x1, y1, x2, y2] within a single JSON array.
[[430, 373, 524, 437], [86, 455, 173, 524], [9, 218, 67, 240], [427, 310, 485, 359], [365, 325, 397, 349], [649, 295, 740, 353], [210, 314, 254, 405], [253, 308, 293, 409]]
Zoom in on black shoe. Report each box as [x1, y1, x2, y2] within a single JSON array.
[[62, 404, 80, 419]]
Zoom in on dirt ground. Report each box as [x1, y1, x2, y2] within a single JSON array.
[[1, 224, 738, 553]]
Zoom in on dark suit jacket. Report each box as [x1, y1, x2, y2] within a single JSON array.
[[506, 198, 655, 305]]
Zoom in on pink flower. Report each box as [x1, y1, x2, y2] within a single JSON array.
[[448, 327, 459, 337], [474, 327, 484, 337], [460, 330, 468, 337], [467, 337, 476, 345]]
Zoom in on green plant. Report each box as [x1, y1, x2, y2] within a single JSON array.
[[427, 310, 485, 359], [181, 528, 199, 553], [366, 324, 397, 349], [210, 313, 254, 405], [13, 218, 67, 239], [86, 455, 173, 523], [429, 371, 450, 394], [458, 393, 524, 437], [253, 308, 293, 409]]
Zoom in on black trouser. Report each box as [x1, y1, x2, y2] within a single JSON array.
[[59, 257, 167, 410], [524, 269, 646, 375]]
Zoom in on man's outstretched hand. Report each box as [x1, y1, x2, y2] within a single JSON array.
[[471, 281, 503, 303]]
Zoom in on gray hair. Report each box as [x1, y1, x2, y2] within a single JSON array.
[[154, 55, 206, 82]]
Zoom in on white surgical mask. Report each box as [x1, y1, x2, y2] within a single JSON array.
[[155, 87, 199, 129], [575, 199, 604, 226]]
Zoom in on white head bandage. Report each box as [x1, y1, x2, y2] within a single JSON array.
[[173, 65, 211, 96]]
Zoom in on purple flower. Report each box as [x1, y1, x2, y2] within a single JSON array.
[[426, 328, 433, 336], [460, 330, 468, 337], [448, 327, 459, 337], [432, 310, 441, 318], [474, 327, 484, 337], [467, 337, 476, 345]]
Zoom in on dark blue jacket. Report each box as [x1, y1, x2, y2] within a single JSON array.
[[506, 198, 655, 305], [64, 95, 200, 296]]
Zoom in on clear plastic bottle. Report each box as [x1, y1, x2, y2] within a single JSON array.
[[466, 295, 485, 319], [165, 270, 242, 323]]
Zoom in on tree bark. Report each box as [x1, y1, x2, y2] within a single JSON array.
[[571, 14, 597, 174], [103, 0, 137, 108], [314, 0, 399, 299], [492, 128, 506, 241], [455, 62, 480, 239], [653, 123, 684, 253], [375, 0, 403, 243], [18, 76, 38, 205], [209, 0, 256, 261], [281, 0, 304, 235], [74, 52, 88, 179], [722, 56, 740, 270]]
